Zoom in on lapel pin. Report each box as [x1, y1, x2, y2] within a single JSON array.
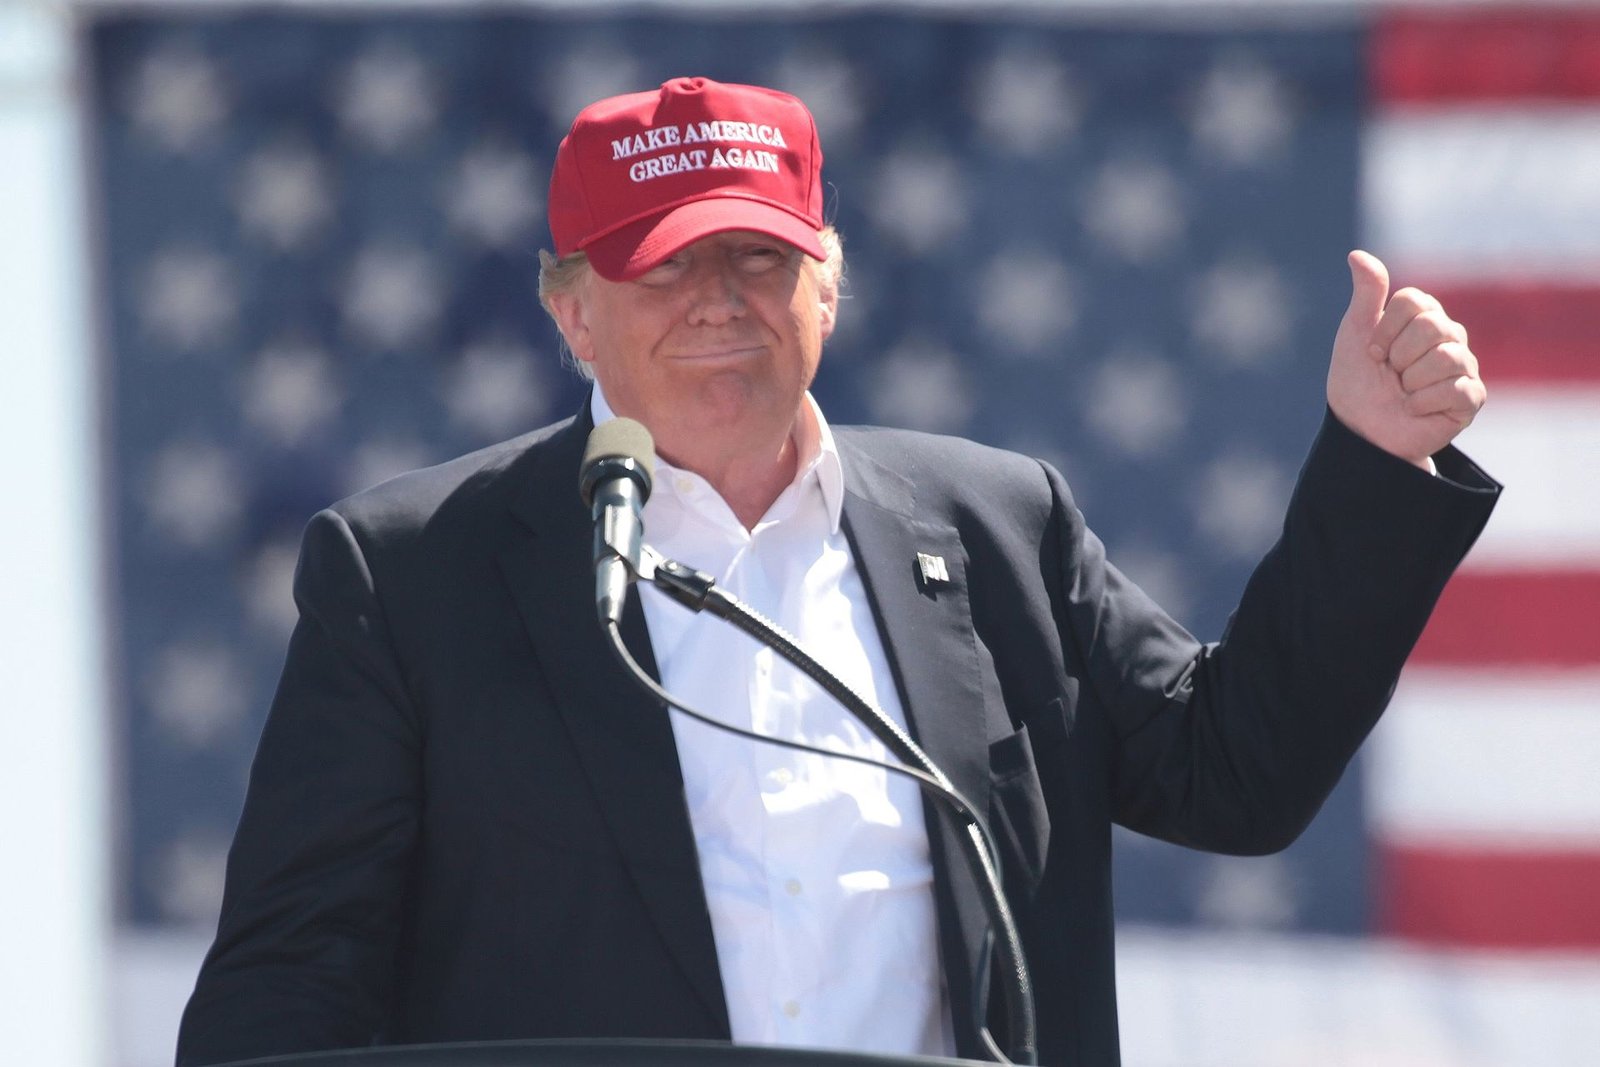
[[916, 551, 950, 586]]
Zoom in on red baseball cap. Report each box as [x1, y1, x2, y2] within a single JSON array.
[[548, 77, 826, 281]]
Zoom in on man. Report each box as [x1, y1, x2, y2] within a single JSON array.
[[177, 77, 1496, 1067]]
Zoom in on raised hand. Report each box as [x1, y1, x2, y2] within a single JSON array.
[[1326, 250, 1486, 470]]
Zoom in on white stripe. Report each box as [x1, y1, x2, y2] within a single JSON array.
[[1117, 927, 1600, 1067], [1365, 108, 1600, 282], [1452, 387, 1600, 569], [124, 922, 1600, 1067], [114, 932, 210, 1067], [1368, 668, 1600, 845]]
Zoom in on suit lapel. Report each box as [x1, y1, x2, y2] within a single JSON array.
[[495, 413, 728, 1034], [488, 419, 992, 1048], [836, 436, 992, 1056]]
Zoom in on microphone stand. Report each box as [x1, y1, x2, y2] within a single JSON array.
[[610, 547, 1037, 1066]]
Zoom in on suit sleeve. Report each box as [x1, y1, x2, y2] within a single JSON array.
[[1054, 411, 1499, 854], [176, 508, 422, 1066]]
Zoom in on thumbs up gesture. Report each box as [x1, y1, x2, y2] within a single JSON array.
[[1327, 251, 1486, 470]]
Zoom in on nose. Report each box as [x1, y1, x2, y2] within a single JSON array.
[[684, 259, 746, 326]]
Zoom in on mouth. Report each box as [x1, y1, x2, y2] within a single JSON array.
[[669, 344, 767, 362]]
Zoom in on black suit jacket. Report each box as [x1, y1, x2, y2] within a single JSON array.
[[177, 407, 1498, 1067]]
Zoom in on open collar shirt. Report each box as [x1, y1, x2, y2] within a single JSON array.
[[590, 385, 952, 1057]]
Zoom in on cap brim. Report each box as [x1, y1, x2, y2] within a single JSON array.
[[582, 198, 826, 282]]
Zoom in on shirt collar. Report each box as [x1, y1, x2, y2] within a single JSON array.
[[589, 383, 844, 534]]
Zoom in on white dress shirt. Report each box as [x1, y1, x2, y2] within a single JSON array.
[[591, 387, 953, 1057]]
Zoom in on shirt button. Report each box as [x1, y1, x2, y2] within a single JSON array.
[[784, 878, 802, 896], [768, 767, 794, 786], [782, 1000, 801, 1019], [674, 475, 694, 494]]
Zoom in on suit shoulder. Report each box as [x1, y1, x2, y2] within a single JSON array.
[[327, 416, 576, 539], [834, 424, 1060, 500]]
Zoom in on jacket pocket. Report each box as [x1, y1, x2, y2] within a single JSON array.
[[1030, 686, 1078, 750], [988, 723, 1050, 894]]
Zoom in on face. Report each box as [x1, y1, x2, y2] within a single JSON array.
[[548, 230, 837, 468]]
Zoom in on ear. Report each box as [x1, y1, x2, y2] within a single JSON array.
[[816, 273, 839, 343], [546, 289, 596, 365]]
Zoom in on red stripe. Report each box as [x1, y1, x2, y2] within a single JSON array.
[[1414, 570, 1600, 669], [1373, 9, 1600, 104], [1379, 842, 1600, 950], [1415, 284, 1600, 386]]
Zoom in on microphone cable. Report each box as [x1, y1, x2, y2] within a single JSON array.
[[601, 603, 1035, 1066]]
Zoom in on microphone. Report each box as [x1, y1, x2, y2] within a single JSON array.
[[579, 418, 656, 626]]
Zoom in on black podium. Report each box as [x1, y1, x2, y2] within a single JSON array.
[[216, 1040, 995, 1067]]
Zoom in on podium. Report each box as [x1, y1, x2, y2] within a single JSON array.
[[214, 1040, 996, 1067]]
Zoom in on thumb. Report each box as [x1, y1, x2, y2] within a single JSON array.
[[1342, 250, 1390, 357]]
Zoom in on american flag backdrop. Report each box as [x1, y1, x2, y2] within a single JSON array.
[[83, 5, 1600, 1065]]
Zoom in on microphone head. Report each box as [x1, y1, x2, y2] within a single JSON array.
[[580, 417, 656, 506]]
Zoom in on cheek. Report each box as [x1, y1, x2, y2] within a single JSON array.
[[589, 301, 672, 372], [788, 274, 827, 334], [787, 298, 824, 346]]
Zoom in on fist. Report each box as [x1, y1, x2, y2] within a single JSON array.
[[1327, 250, 1486, 469]]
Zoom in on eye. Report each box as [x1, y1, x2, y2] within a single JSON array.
[[637, 253, 689, 285], [735, 244, 786, 274]]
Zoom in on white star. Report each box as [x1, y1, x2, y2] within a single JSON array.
[[1106, 544, 1193, 625], [444, 142, 544, 250], [1190, 52, 1296, 168], [235, 139, 333, 251], [335, 43, 437, 153], [1190, 256, 1292, 367], [773, 47, 867, 146], [143, 639, 249, 749], [242, 339, 342, 446], [125, 43, 228, 153], [149, 831, 231, 928], [344, 437, 434, 497], [868, 146, 969, 255], [1195, 854, 1299, 929], [967, 49, 1081, 155], [138, 246, 236, 352], [445, 336, 551, 439], [1084, 349, 1188, 457], [976, 248, 1077, 354], [1080, 158, 1185, 264], [868, 339, 974, 434], [1193, 450, 1291, 559], [535, 46, 644, 130], [243, 536, 302, 642], [341, 244, 444, 352], [145, 441, 244, 548]]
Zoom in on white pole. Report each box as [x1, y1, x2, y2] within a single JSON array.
[[0, 2, 111, 1065]]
